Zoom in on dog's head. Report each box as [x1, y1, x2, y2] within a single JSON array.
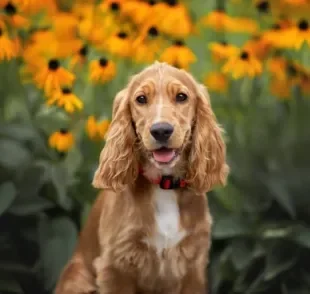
[[92, 62, 229, 193]]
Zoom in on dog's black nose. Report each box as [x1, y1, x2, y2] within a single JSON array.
[[150, 122, 174, 142]]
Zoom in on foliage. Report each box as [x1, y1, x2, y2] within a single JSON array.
[[0, 0, 309, 293]]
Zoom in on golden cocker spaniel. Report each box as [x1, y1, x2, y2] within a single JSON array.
[[55, 62, 229, 294]]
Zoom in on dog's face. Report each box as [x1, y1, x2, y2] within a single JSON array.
[[92, 62, 229, 193], [128, 66, 197, 169]]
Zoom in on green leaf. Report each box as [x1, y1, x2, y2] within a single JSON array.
[[264, 242, 298, 281], [0, 276, 23, 293], [290, 226, 310, 249], [212, 215, 252, 239], [39, 216, 78, 291], [230, 239, 254, 270], [0, 139, 32, 171], [0, 182, 16, 216], [0, 123, 38, 143]]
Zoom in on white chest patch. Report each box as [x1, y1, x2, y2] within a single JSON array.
[[147, 189, 187, 254]]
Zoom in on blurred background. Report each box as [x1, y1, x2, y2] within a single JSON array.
[[0, 0, 310, 293]]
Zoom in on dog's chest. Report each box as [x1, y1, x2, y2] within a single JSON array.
[[149, 189, 186, 254]]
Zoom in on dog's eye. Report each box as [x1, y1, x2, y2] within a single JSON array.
[[176, 93, 188, 102], [136, 95, 147, 104]]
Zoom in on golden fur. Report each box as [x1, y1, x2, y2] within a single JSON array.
[[55, 62, 229, 294]]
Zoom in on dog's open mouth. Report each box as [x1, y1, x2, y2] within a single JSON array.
[[152, 147, 178, 164]]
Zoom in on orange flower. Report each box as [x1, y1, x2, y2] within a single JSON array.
[[105, 31, 133, 57], [208, 42, 239, 62], [160, 40, 196, 70], [267, 56, 288, 80], [86, 116, 110, 141], [48, 129, 74, 152], [204, 72, 228, 94], [223, 50, 262, 79], [33, 59, 75, 96], [0, 28, 20, 60], [202, 10, 231, 31], [89, 58, 116, 84], [285, 19, 310, 49], [270, 78, 291, 100]]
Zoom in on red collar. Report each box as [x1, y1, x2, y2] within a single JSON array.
[[139, 167, 187, 190]]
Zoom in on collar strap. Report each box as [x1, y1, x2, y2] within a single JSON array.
[[139, 167, 187, 190]]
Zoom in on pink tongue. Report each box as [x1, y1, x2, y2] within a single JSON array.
[[153, 149, 175, 163]]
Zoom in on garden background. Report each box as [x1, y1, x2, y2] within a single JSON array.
[[0, 0, 310, 293]]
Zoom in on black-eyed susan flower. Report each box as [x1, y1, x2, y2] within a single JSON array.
[[0, 1, 30, 29], [105, 31, 133, 57], [270, 78, 291, 100], [33, 59, 75, 96], [287, 19, 310, 49], [267, 56, 288, 80], [243, 35, 271, 60], [255, 1, 270, 13], [152, 0, 193, 38], [86, 116, 110, 141], [69, 45, 88, 70], [89, 58, 116, 84], [227, 17, 258, 34], [202, 10, 231, 31], [48, 129, 74, 152], [160, 40, 196, 70], [262, 22, 294, 48], [208, 42, 239, 63], [0, 27, 20, 60], [204, 72, 228, 94], [121, 0, 155, 26], [222, 50, 262, 79], [46, 88, 83, 114]]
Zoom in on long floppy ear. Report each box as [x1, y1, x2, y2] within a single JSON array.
[[186, 85, 229, 193], [92, 89, 139, 192]]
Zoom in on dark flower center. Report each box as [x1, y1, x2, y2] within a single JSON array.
[[79, 45, 88, 56], [110, 2, 120, 11], [256, 1, 269, 13], [59, 128, 68, 134], [298, 20, 309, 31], [4, 2, 17, 15], [173, 63, 180, 69], [117, 31, 127, 39], [62, 88, 72, 94], [0, 28, 2, 37], [48, 59, 60, 71], [272, 23, 281, 30], [148, 26, 159, 37], [165, 0, 177, 6], [174, 40, 184, 47], [240, 51, 249, 60], [148, 0, 156, 5], [287, 64, 298, 76], [99, 58, 108, 67], [220, 41, 227, 46]]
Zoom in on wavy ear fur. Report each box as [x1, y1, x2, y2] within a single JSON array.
[[92, 89, 139, 192], [186, 85, 229, 193]]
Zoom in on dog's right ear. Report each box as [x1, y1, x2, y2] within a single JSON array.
[[92, 88, 139, 192]]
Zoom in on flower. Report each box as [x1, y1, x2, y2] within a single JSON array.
[[89, 58, 116, 84], [262, 23, 295, 48], [160, 40, 196, 70], [152, 0, 193, 38], [243, 35, 271, 59], [204, 72, 228, 93], [267, 56, 288, 80], [208, 42, 239, 62], [46, 88, 83, 113], [121, 0, 155, 26], [270, 78, 291, 99], [202, 10, 231, 31], [222, 50, 263, 79], [105, 31, 133, 57], [0, 28, 20, 60], [86, 116, 110, 141], [69, 45, 88, 70], [33, 59, 75, 96], [227, 17, 258, 34], [286, 19, 310, 49], [0, 1, 30, 28], [48, 129, 74, 152]]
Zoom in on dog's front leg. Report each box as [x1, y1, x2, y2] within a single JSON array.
[[95, 232, 159, 293]]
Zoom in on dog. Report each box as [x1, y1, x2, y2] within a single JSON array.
[[55, 61, 229, 294]]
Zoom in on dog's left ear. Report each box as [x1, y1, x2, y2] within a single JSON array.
[[186, 84, 229, 193], [92, 88, 139, 192]]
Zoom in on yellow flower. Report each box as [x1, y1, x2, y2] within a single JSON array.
[[121, 0, 155, 26], [202, 10, 231, 31], [69, 45, 88, 71], [0, 2, 30, 29], [208, 42, 239, 62], [46, 88, 83, 113], [160, 40, 196, 70], [243, 35, 271, 60], [33, 59, 75, 96], [227, 17, 258, 34], [105, 31, 133, 57], [48, 129, 74, 152], [89, 58, 116, 84], [152, 1, 193, 38], [267, 56, 288, 80], [204, 72, 228, 94], [300, 75, 310, 95], [285, 19, 310, 49], [86, 116, 110, 141], [0, 28, 20, 60], [223, 50, 262, 79], [270, 78, 291, 100]]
